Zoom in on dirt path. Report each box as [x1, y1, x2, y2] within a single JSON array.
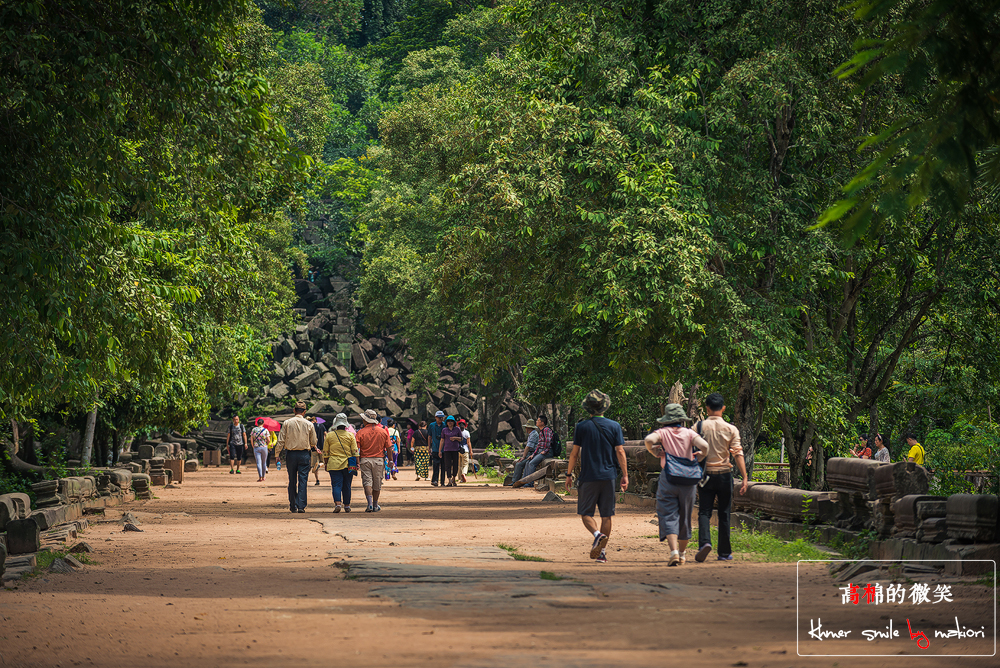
[[0, 466, 994, 667]]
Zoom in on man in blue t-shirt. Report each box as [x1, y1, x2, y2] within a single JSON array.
[[427, 410, 446, 486], [565, 389, 628, 564]]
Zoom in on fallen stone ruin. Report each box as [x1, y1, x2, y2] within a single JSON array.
[[478, 447, 999, 575], [0, 466, 162, 584], [218, 273, 537, 449]]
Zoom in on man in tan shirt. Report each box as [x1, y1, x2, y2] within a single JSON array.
[[276, 401, 319, 513], [696, 393, 748, 561]]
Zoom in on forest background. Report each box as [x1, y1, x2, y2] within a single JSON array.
[[1, 0, 998, 494]]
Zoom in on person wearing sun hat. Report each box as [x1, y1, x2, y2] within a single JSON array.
[[323, 413, 360, 513], [440, 415, 463, 487], [565, 389, 628, 564], [428, 410, 447, 486], [356, 409, 392, 511], [644, 403, 709, 566], [457, 418, 472, 482]]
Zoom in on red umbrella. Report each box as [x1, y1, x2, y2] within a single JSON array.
[[254, 416, 281, 432]]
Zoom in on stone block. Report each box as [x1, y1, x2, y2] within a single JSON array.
[[184, 459, 199, 472], [6, 518, 40, 555], [289, 370, 320, 391], [308, 400, 343, 415], [351, 343, 369, 371], [947, 494, 998, 542], [163, 459, 184, 484], [153, 444, 171, 459], [827, 457, 884, 498], [149, 474, 168, 486], [202, 450, 221, 467], [269, 382, 291, 400], [893, 495, 943, 535], [137, 444, 154, 461]]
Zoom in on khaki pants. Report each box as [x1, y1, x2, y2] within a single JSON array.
[[359, 457, 383, 491], [459, 452, 470, 476]]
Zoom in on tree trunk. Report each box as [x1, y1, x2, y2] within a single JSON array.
[[81, 405, 98, 467], [780, 410, 818, 489], [3, 418, 44, 473], [733, 372, 758, 477]]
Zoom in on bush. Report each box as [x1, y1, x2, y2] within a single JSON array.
[[924, 420, 1000, 496]]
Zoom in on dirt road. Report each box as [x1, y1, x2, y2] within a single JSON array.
[[0, 466, 994, 667]]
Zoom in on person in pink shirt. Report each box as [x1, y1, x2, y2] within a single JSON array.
[[644, 403, 708, 567]]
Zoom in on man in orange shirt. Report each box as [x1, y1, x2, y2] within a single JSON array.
[[356, 409, 392, 512]]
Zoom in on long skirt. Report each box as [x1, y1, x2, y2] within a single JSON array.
[[414, 446, 430, 478]]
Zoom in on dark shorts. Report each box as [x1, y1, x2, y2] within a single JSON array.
[[228, 442, 245, 460], [577, 479, 616, 517]]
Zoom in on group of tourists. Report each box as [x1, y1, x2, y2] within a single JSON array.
[[849, 431, 925, 465], [557, 388, 746, 566], [263, 401, 395, 513], [407, 411, 473, 486], [222, 386, 764, 567]]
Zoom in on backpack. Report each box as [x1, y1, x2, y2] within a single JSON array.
[[550, 430, 562, 458]]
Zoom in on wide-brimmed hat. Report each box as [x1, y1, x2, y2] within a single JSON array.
[[582, 389, 611, 415], [656, 403, 691, 424], [457, 418, 467, 426], [524, 421, 537, 431], [331, 413, 350, 430], [361, 409, 379, 424], [294, 400, 307, 412], [445, 415, 457, 425]]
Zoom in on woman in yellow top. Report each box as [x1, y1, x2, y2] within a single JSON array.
[[324, 413, 360, 513]]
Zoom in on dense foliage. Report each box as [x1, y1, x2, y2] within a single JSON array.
[[2, 0, 997, 494]]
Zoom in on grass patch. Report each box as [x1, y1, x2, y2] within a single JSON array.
[[539, 571, 565, 581], [637, 526, 829, 562], [497, 543, 548, 562], [974, 570, 997, 587], [725, 525, 830, 562]]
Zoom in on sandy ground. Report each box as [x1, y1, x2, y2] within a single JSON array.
[[0, 464, 995, 667]]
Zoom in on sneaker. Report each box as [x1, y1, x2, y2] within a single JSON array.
[[668, 552, 681, 567], [297, 508, 305, 513], [595, 550, 607, 564], [229, 470, 235, 475], [365, 506, 373, 513], [695, 544, 712, 563], [236, 470, 242, 474], [590, 533, 609, 559], [334, 505, 342, 513], [717, 554, 734, 561], [431, 482, 439, 487], [344, 506, 352, 513], [290, 507, 297, 513], [314, 481, 320, 486], [373, 505, 381, 512]]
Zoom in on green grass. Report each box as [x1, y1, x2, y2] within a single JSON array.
[[640, 525, 830, 563], [539, 570, 565, 580], [497, 543, 548, 562], [22, 549, 97, 579]]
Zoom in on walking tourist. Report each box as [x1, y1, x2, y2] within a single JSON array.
[[309, 416, 327, 486], [250, 418, 270, 482], [357, 409, 392, 511], [694, 393, 748, 563], [510, 422, 539, 486], [905, 432, 926, 465], [324, 413, 359, 513], [644, 403, 708, 566], [458, 418, 471, 483], [412, 420, 430, 480], [564, 390, 628, 564], [275, 401, 319, 513], [226, 415, 247, 475], [873, 433, 890, 462], [440, 416, 463, 487], [428, 410, 446, 486], [385, 418, 400, 481]]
